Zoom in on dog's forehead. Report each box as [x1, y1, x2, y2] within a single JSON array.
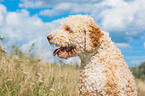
[[60, 15, 95, 27]]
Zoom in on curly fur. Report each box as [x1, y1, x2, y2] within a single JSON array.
[[47, 15, 137, 96]]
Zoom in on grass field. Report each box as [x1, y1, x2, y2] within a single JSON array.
[[0, 51, 145, 96]]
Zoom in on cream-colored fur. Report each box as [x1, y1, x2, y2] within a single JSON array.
[[47, 15, 137, 96]]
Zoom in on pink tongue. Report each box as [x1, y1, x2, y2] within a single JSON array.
[[53, 48, 61, 56]]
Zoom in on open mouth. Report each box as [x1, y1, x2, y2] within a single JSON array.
[[53, 46, 76, 57]]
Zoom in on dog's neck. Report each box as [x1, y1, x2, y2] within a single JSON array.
[[79, 49, 98, 69], [79, 31, 109, 69]]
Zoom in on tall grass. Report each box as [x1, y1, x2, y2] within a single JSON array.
[[0, 52, 79, 96], [136, 79, 145, 96], [0, 49, 145, 96]]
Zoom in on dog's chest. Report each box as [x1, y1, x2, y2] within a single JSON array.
[[79, 60, 107, 95]]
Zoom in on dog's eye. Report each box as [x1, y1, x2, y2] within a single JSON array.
[[65, 26, 73, 33], [66, 27, 70, 31]]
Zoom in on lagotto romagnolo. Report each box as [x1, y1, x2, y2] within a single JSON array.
[[47, 15, 137, 96]]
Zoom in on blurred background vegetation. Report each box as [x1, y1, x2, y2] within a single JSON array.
[[0, 36, 145, 96], [130, 62, 145, 81]]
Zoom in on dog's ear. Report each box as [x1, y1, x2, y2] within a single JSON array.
[[85, 23, 103, 52]]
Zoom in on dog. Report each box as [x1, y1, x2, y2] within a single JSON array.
[[47, 15, 137, 96]]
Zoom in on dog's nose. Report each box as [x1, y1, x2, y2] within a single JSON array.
[[47, 35, 52, 40]]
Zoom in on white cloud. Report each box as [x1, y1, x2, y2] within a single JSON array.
[[39, 3, 94, 16], [0, 4, 7, 26], [19, 0, 51, 8], [56, 3, 71, 10], [130, 59, 145, 66], [0, 4, 63, 51], [92, 0, 145, 32], [39, 3, 71, 16], [20, 0, 145, 45], [70, 3, 94, 13], [1, 0, 145, 64], [126, 56, 145, 66], [19, 0, 102, 8], [19, 0, 145, 37], [126, 56, 145, 59], [116, 43, 131, 48], [0, 4, 67, 62], [38, 0, 145, 39], [39, 9, 55, 16], [91, 0, 145, 42]]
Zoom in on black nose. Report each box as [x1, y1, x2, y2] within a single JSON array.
[[47, 35, 52, 40]]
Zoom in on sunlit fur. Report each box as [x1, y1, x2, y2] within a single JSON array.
[[48, 15, 137, 96]]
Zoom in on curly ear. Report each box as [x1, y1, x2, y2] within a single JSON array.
[[85, 23, 103, 51]]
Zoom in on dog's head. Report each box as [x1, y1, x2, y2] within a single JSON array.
[[47, 15, 103, 59]]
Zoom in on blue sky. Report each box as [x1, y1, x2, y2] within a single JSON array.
[[0, 0, 145, 66]]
